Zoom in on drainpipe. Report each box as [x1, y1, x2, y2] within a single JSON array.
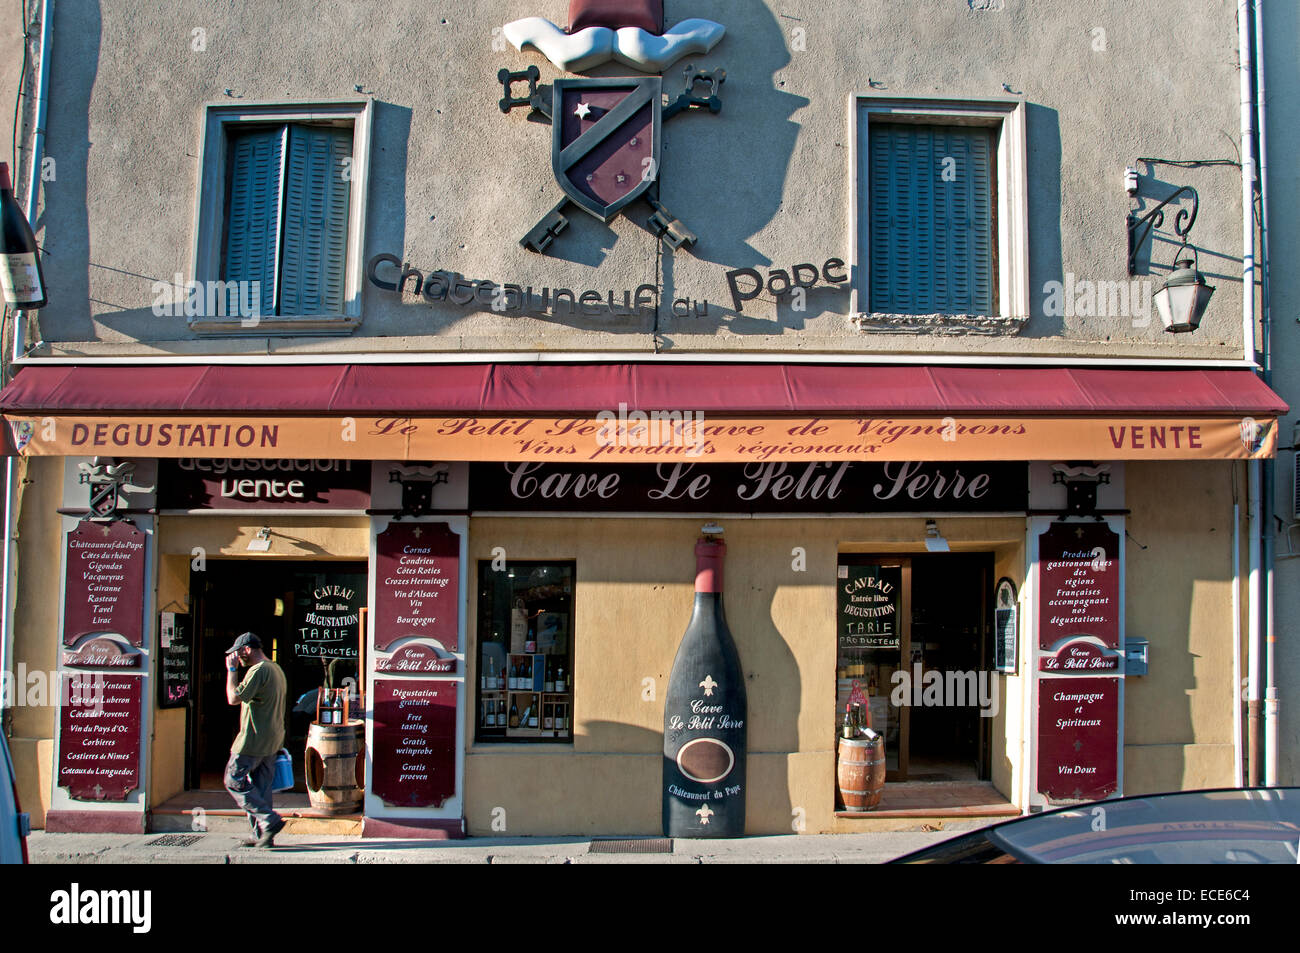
[[1, 0, 52, 726], [1237, 0, 1261, 787], [1253, 0, 1278, 787], [1232, 503, 1243, 787]]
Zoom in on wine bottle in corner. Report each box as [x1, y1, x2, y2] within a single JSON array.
[[0, 163, 46, 309], [663, 526, 747, 838]]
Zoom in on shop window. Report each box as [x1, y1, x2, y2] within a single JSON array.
[[190, 101, 372, 334], [853, 98, 1028, 326], [475, 560, 575, 744]]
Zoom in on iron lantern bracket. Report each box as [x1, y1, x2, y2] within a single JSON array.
[[1127, 183, 1200, 276]]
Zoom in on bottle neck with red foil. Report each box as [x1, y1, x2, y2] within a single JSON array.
[[695, 539, 725, 594], [0, 162, 12, 195]]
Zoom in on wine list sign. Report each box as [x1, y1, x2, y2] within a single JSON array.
[[58, 673, 142, 801], [373, 521, 459, 656], [62, 520, 147, 648]]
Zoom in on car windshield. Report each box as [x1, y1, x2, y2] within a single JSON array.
[[987, 789, 1300, 864]]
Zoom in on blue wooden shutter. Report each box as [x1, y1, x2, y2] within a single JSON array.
[[278, 125, 353, 315], [869, 123, 994, 315], [223, 126, 286, 317]]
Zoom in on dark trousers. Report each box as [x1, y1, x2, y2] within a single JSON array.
[[224, 751, 281, 835]]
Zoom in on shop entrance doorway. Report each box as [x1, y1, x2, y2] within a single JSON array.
[[188, 560, 367, 791], [836, 553, 993, 783]]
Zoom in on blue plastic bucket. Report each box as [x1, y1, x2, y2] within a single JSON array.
[[271, 749, 294, 792]]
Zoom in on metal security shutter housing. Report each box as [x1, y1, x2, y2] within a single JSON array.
[[869, 123, 995, 315]]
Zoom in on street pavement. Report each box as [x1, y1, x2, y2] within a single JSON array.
[[27, 821, 992, 864]]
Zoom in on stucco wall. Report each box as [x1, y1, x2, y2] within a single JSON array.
[[1123, 460, 1241, 791], [8, 456, 66, 827], [29, 0, 1247, 358]]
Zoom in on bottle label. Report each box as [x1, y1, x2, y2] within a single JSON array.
[[0, 252, 42, 305]]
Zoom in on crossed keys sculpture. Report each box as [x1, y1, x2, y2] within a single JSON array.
[[497, 63, 725, 253]]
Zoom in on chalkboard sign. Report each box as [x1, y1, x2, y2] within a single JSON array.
[[994, 577, 1018, 673], [158, 611, 193, 708], [837, 564, 901, 650]]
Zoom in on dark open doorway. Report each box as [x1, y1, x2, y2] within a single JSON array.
[[188, 559, 366, 790], [836, 551, 994, 785]]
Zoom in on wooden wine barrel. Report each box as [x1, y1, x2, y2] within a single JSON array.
[[836, 735, 886, 812], [305, 721, 365, 815]]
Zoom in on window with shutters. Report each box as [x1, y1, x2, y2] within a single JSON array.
[[190, 102, 372, 334], [853, 99, 1029, 332]]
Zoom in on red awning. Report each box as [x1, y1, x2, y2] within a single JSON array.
[[0, 363, 1285, 462], [0, 363, 1287, 416]]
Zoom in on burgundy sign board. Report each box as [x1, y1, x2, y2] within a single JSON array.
[[58, 674, 142, 801], [375, 643, 457, 674], [63, 521, 147, 648], [1037, 677, 1120, 801], [371, 679, 457, 808], [374, 522, 459, 653], [1038, 522, 1120, 649]]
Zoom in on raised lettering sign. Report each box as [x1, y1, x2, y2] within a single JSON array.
[[469, 461, 1026, 513]]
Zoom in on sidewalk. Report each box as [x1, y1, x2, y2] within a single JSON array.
[[27, 821, 991, 864]]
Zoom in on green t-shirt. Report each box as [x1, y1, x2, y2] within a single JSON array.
[[232, 660, 287, 758]]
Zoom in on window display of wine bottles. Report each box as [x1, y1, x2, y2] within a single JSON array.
[[475, 560, 575, 742]]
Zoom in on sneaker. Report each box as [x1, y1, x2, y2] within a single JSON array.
[[254, 817, 285, 848]]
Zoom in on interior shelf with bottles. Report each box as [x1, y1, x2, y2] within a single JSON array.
[[479, 653, 571, 738], [476, 560, 575, 743]]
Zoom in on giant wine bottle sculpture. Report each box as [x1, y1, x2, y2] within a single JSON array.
[[663, 524, 747, 837]]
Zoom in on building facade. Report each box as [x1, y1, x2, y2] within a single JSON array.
[[0, 0, 1288, 837]]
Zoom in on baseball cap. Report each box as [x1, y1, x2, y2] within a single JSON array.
[[225, 632, 263, 654]]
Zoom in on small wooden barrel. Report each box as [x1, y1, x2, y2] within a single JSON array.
[[836, 735, 886, 812], [305, 720, 365, 815]]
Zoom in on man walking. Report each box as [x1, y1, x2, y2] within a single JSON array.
[[224, 632, 287, 847]]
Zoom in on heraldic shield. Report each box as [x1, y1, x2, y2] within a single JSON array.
[[552, 76, 662, 222]]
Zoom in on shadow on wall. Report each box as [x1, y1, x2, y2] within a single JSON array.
[[42, 0, 101, 341], [1022, 103, 1063, 339]]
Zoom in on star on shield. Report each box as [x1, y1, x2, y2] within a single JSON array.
[[552, 77, 661, 222]]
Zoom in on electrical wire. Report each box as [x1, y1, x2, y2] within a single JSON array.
[[1136, 156, 1241, 168]]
